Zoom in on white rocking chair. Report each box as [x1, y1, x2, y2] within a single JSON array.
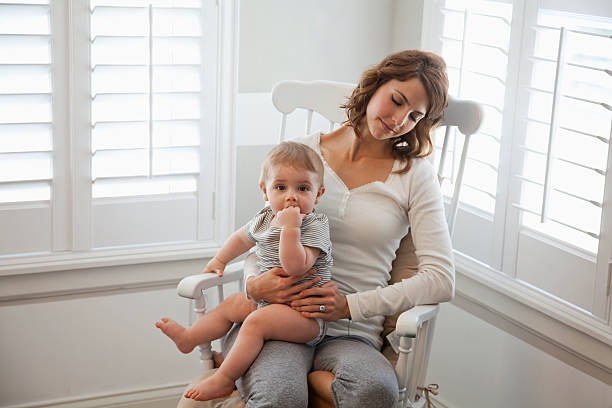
[[175, 80, 482, 408]]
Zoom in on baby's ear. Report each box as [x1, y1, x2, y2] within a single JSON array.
[[259, 182, 268, 201], [315, 186, 325, 204]]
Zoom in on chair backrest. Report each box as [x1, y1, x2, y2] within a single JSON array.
[[271, 80, 483, 236], [272, 80, 355, 137]]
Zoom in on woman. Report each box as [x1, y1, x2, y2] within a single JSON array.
[[231, 49, 453, 408]]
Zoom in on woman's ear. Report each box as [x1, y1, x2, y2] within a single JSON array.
[[315, 186, 325, 204]]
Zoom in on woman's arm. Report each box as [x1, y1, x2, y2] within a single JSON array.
[[245, 260, 321, 304]]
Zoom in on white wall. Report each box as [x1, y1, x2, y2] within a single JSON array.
[[0, 261, 207, 408], [390, 0, 424, 52], [235, 0, 426, 146], [238, 0, 394, 93], [427, 302, 612, 408]]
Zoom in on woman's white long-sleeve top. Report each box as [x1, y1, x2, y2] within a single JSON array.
[[292, 132, 454, 349]]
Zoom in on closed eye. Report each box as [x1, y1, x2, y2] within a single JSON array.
[[391, 95, 401, 106]]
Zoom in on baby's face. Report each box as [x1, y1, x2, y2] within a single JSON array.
[[260, 164, 324, 215]]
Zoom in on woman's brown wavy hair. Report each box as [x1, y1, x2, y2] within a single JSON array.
[[342, 50, 449, 173]]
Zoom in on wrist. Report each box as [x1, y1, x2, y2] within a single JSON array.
[[341, 295, 351, 319], [213, 255, 228, 266], [245, 276, 259, 302]]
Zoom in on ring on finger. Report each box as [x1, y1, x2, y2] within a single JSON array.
[[319, 305, 326, 312]]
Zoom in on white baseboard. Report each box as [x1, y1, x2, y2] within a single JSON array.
[[4, 383, 187, 408], [431, 395, 452, 408], [101, 396, 180, 408]]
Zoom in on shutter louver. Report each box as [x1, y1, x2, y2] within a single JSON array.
[[0, 1, 52, 203], [90, 0, 204, 198]]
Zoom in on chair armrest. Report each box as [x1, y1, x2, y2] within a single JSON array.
[[395, 304, 439, 338], [177, 261, 245, 299]]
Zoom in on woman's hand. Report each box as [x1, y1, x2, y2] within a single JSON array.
[[290, 281, 350, 322], [246, 267, 320, 305]]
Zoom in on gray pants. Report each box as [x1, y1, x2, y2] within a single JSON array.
[[224, 324, 398, 408]]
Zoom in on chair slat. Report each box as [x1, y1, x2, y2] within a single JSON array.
[[279, 113, 287, 143], [306, 109, 313, 135]]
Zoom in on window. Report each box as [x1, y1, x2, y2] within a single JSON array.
[[0, 0, 236, 266], [425, 0, 611, 320]]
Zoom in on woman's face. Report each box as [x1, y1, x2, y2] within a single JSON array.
[[364, 78, 429, 142]]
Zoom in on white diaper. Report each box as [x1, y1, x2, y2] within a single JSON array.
[[305, 318, 327, 346]]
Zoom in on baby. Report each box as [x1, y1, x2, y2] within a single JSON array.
[[156, 141, 332, 401]]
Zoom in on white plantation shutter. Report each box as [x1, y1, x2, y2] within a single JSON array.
[[428, 0, 612, 318], [0, 0, 222, 259], [0, 0, 236, 271], [88, 0, 216, 248], [515, 11, 611, 255], [0, 1, 55, 255], [509, 4, 611, 316]]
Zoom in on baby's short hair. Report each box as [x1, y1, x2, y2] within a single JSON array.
[[260, 141, 324, 187]]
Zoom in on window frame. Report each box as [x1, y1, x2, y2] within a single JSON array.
[[422, 0, 612, 373], [0, 0, 238, 274]]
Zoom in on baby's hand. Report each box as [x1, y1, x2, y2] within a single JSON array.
[[276, 206, 306, 228], [203, 257, 226, 277]]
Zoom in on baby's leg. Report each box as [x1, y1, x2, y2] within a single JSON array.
[[155, 293, 256, 354], [184, 304, 319, 401]]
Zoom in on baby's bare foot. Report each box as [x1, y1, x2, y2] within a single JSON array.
[[184, 372, 235, 401], [155, 317, 195, 354]]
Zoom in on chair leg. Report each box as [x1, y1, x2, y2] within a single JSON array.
[[193, 297, 215, 371], [405, 318, 436, 408], [395, 336, 414, 408]]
